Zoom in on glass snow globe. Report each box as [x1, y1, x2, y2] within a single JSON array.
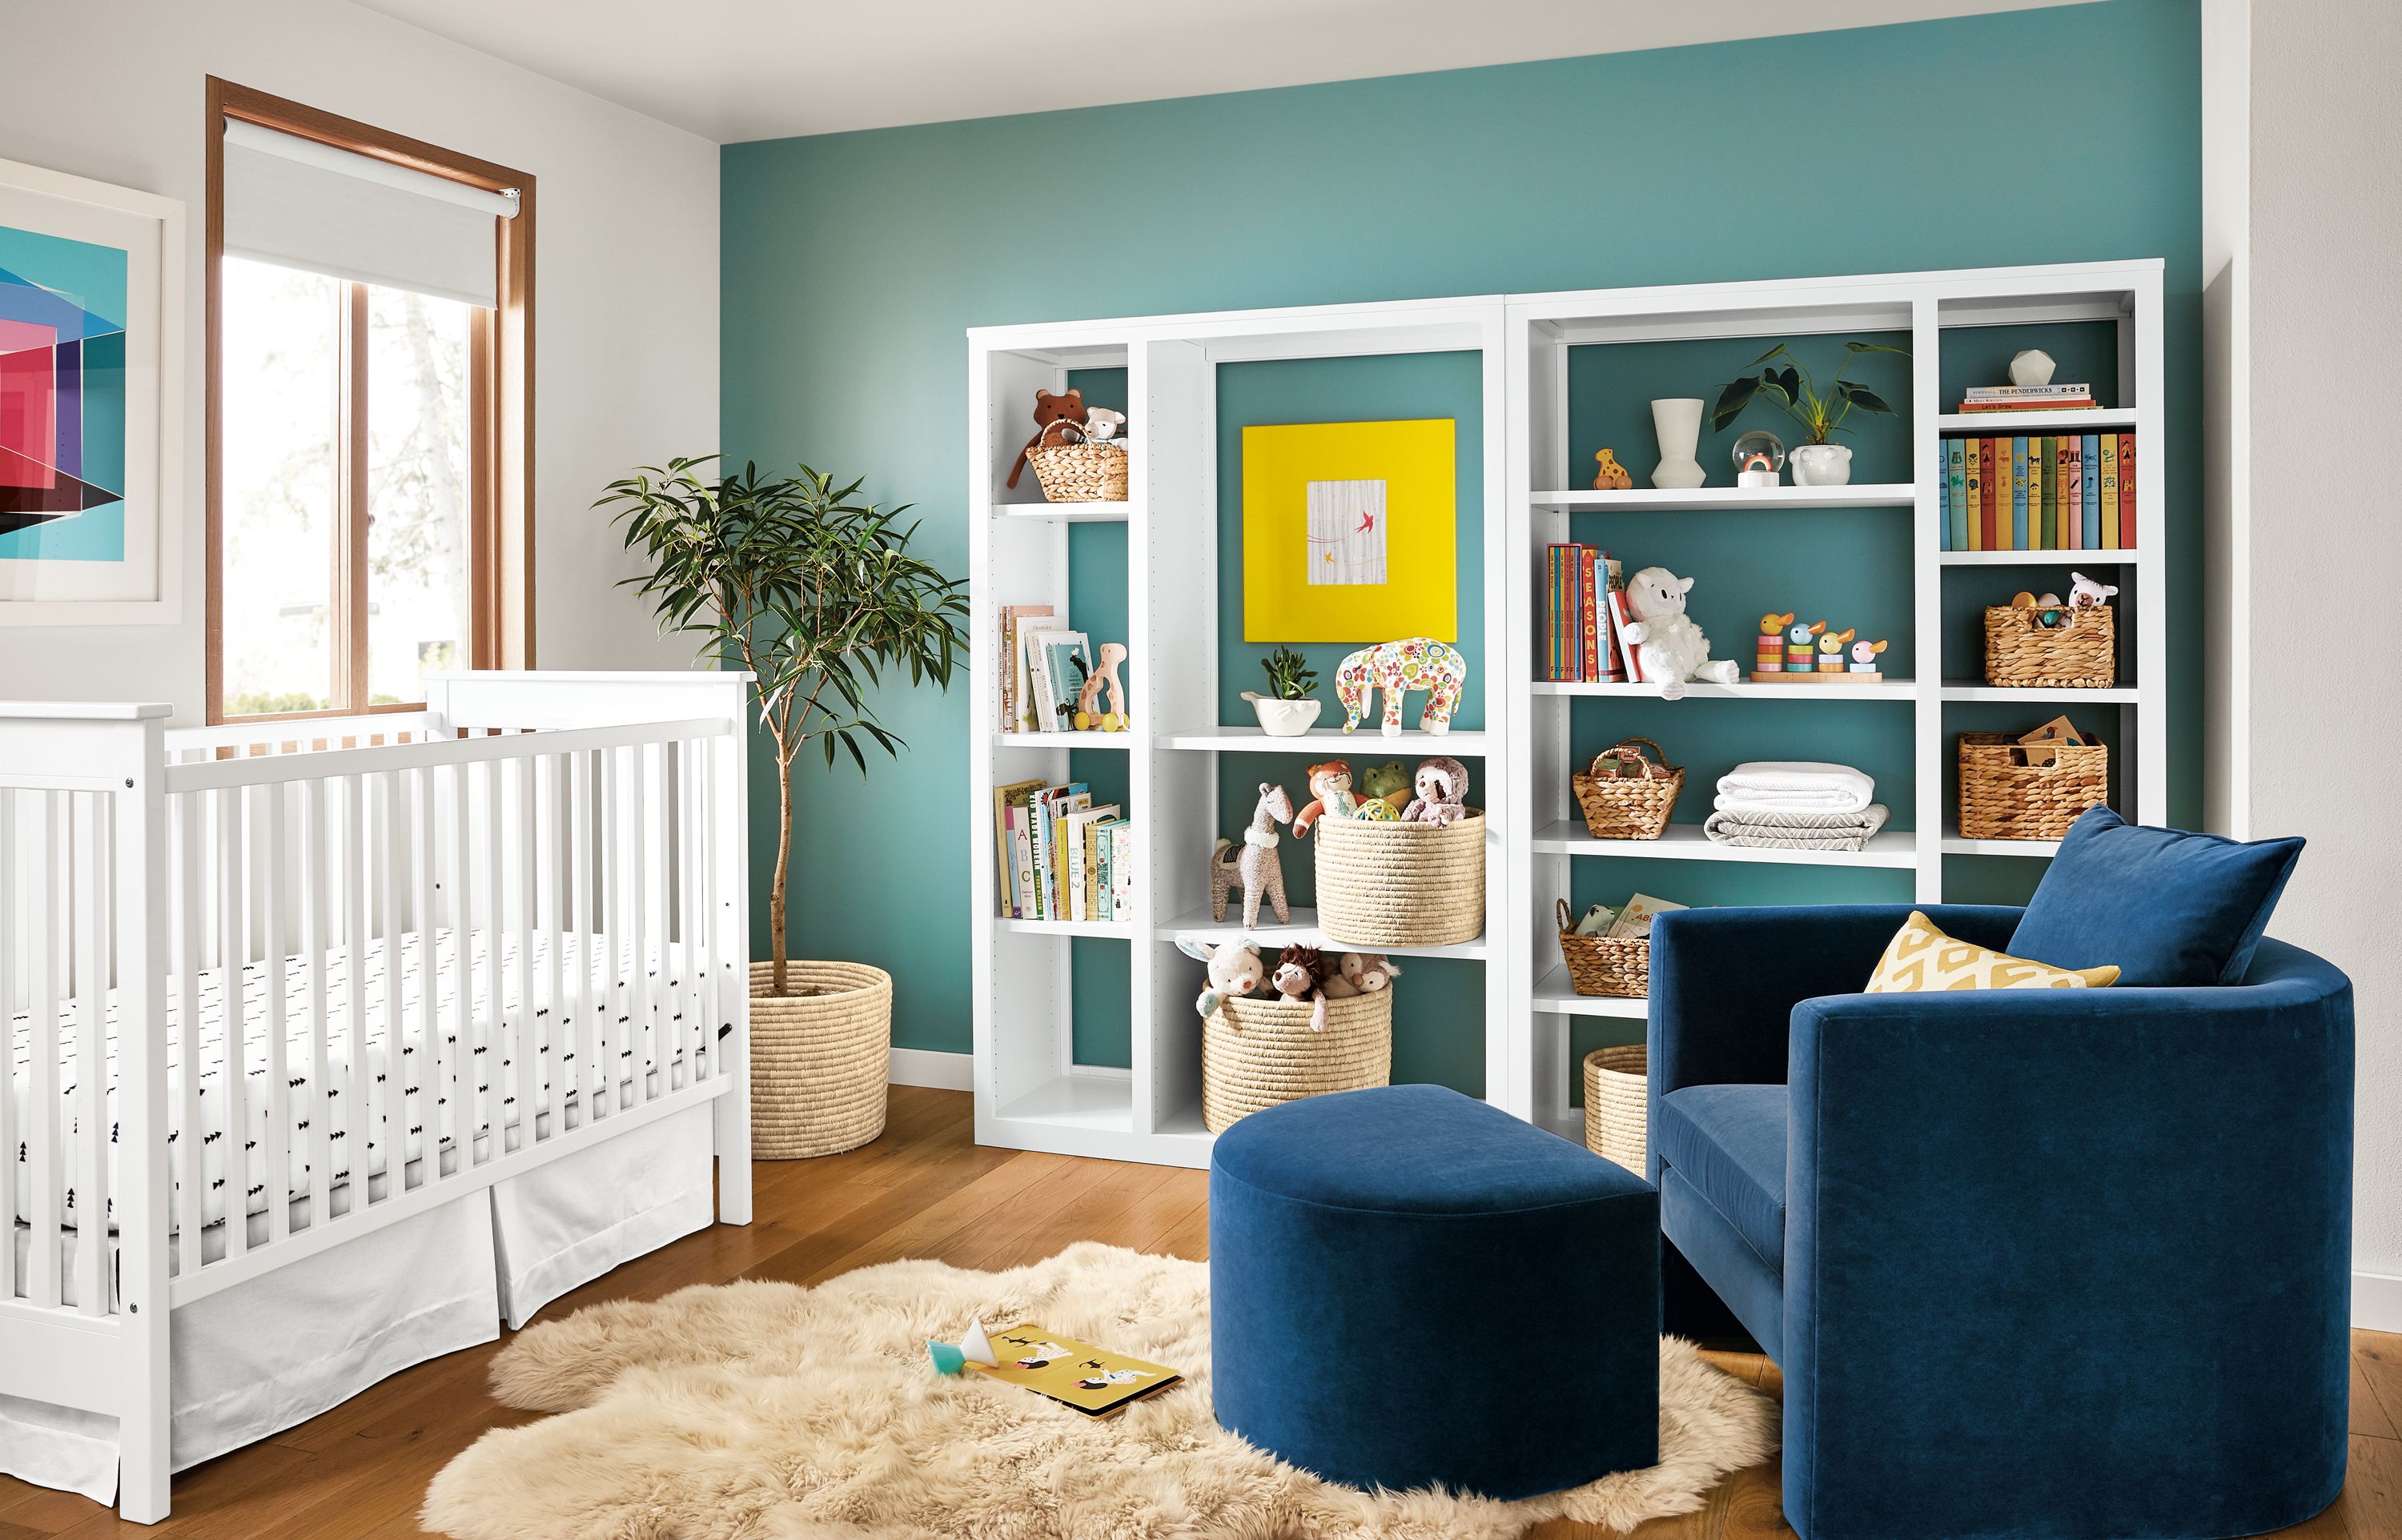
[[1733, 430, 1786, 488]]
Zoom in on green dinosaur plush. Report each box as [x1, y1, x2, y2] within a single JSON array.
[[1359, 759, 1410, 804]]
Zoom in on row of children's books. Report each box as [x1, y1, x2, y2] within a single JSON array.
[[992, 779, 1135, 922], [1940, 432, 2137, 551], [1544, 544, 1644, 683], [998, 604, 1096, 733]]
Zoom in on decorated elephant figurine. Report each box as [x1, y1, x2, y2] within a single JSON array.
[[1335, 638, 1468, 737]]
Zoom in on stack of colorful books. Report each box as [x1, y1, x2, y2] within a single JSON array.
[[1544, 544, 1633, 683], [1955, 383, 2099, 412], [1940, 432, 2136, 551], [992, 780, 1135, 922], [1000, 604, 1111, 733]]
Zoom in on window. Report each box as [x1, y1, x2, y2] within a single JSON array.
[[205, 80, 533, 722]]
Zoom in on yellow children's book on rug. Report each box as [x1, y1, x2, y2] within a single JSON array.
[[972, 1325, 1182, 1418]]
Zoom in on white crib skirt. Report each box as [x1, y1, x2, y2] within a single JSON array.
[[0, 1102, 714, 1505]]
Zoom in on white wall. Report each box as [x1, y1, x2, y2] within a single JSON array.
[[2205, 0, 2402, 1330], [0, 0, 718, 717]]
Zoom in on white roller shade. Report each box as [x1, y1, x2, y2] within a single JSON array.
[[222, 119, 518, 308]]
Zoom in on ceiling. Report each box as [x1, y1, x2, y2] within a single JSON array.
[[355, 0, 2096, 143]]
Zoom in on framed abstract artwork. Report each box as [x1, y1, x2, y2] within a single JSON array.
[[0, 155, 185, 624], [1240, 418, 1456, 642]]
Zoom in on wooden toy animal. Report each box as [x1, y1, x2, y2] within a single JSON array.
[[1072, 641, 1130, 730], [1336, 637, 1468, 737], [1291, 760, 1356, 839], [1592, 448, 1633, 491], [1176, 935, 1266, 1017], [1850, 637, 1889, 672], [1760, 611, 1796, 636], [1004, 387, 1088, 489], [1816, 627, 1855, 672], [1402, 755, 1471, 828], [1621, 567, 1741, 699], [1211, 782, 1294, 928], [1270, 944, 1332, 1032]]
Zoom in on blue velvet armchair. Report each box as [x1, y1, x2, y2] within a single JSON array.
[[1648, 903, 2353, 1540]]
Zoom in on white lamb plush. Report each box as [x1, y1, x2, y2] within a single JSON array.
[[1621, 566, 1741, 700]]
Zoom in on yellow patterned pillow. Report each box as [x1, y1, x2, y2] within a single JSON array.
[[1865, 911, 2119, 993]]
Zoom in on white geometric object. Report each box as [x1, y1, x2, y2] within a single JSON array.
[[2009, 348, 2056, 387], [960, 1317, 998, 1366], [1649, 398, 1708, 487]]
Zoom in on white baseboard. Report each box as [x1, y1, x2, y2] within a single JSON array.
[[2359, 1270, 2402, 1333], [888, 1047, 973, 1092]]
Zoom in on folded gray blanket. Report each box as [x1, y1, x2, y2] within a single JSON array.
[[1702, 803, 1891, 852]]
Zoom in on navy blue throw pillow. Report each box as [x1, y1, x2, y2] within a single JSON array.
[[2010, 806, 2303, 987]]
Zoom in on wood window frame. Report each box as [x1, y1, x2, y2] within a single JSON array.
[[203, 77, 536, 725]]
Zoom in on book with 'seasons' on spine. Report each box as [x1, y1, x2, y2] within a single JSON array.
[[971, 1325, 1182, 1418]]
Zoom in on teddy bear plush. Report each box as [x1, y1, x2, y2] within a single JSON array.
[[1621, 565, 1742, 700], [1323, 952, 1403, 999], [1269, 944, 1332, 1032], [1004, 387, 1089, 489], [1176, 935, 1265, 1017], [1402, 755, 1470, 828]]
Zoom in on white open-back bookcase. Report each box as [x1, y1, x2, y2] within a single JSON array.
[[968, 259, 2164, 1166]]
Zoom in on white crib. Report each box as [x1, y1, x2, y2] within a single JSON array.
[[0, 670, 751, 1522]]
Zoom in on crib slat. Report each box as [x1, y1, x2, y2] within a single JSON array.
[[339, 774, 368, 1221], [27, 794, 63, 1307], [627, 744, 650, 1107], [447, 760, 471, 1169], [74, 793, 111, 1314], [678, 738, 702, 1089], [571, 750, 596, 1129], [538, 754, 561, 1139], [597, 747, 619, 1124], [376, 772, 404, 1197], [480, 758, 503, 1161], [513, 756, 535, 1148], [175, 795, 204, 1269], [413, 766, 447, 1187], [259, 786, 291, 1245], [301, 780, 332, 1229], [697, 736, 721, 1083], [216, 786, 248, 1261]]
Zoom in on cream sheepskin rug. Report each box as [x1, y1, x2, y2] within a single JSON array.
[[424, 1241, 1777, 1540]]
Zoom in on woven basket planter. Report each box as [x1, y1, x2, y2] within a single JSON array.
[[1202, 989, 1394, 1134], [1556, 899, 1649, 998], [749, 960, 890, 1159], [1315, 810, 1485, 948], [1571, 737, 1683, 840], [1582, 1045, 1649, 1176], [1025, 441, 1129, 503], [1957, 732, 2110, 840], [1985, 604, 2115, 688]]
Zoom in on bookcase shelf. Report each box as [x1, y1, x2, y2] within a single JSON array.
[[971, 260, 2163, 1168], [1155, 904, 1489, 960]]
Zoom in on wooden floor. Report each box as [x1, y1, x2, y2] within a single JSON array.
[[3, 1085, 2396, 1538]]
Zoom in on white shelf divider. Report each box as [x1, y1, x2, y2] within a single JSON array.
[[1935, 407, 2136, 432], [1530, 483, 1916, 512], [1530, 820, 1919, 869], [1532, 679, 1915, 702], [1938, 548, 2138, 567], [1938, 680, 2135, 703], [1155, 904, 1488, 960], [1156, 724, 1493, 754], [1532, 969, 1648, 1018]]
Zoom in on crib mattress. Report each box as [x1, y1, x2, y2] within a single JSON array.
[[8, 928, 723, 1237]]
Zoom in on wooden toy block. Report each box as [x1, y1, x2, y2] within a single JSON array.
[[1747, 669, 1882, 684]]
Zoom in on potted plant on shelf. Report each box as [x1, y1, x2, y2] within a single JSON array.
[[1711, 341, 1908, 487], [1243, 645, 1322, 736], [600, 456, 968, 1158]]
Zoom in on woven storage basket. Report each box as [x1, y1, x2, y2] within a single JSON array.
[[1985, 604, 2115, 688], [1957, 732, 2110, 840], [1314, 810, 1485, 948], [1025, 440, 1129, 503], [1202, 989, 1395, 1133], [1556, 898, 1649, 998], [749, 960, 890, 1158], [1571, 736, 1684, 840], [1582, 1045, 1649, 1176]]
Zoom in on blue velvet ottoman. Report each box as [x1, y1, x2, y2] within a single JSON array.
[[1210, 1084, 1659, 1498]]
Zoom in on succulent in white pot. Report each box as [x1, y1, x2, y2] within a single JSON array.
[[1712, 340, 1910, 488], [1244, 646, 1323, 736]]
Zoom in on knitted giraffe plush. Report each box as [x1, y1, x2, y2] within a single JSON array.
[[1211, 782, 1294, 928]]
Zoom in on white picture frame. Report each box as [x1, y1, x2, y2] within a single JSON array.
[[0, 154, 186, 625]]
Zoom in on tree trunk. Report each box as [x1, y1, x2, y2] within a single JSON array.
[[770, 754, 793, 996]]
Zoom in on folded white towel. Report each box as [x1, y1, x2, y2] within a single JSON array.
[[1713, 760, 1875, 815]]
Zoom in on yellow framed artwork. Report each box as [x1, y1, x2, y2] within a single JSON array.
[[1241, 418, 1456, 642]]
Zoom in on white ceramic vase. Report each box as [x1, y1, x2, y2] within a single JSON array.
[[1243, 693, 1322, 737], [1649, 399, 1707, 489], [1789, 443, 1854, 487]]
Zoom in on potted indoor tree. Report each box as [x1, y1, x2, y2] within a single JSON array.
[[600, 456, 968, 1157], [1242, 645, 1322, 736], [1711, 341, 1908, 487]]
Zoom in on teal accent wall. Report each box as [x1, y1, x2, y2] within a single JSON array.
[[720, 0, 2203, 1059]]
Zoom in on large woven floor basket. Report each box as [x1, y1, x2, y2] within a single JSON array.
[[1203, 989, 1394, 1133], [749, 960, 891, 1158], [1315, 810, 1485, 947], [1025, 441, 1129, 503], [1985, 604, 2115, 688], [1582, 1045, 1648, 1175], [1957, 732, 2110, 840]]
